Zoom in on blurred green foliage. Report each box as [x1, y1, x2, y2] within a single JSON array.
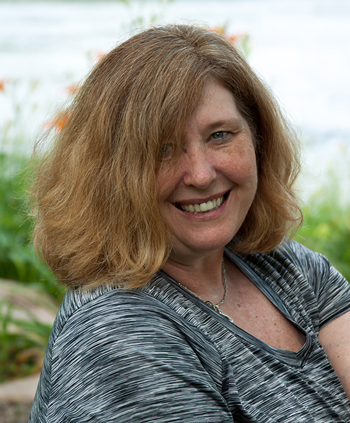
[[296, 182, 350, 282], [0, 153, 63, 381], [0, 153, 66, 302], [0, 282, 57, 382]]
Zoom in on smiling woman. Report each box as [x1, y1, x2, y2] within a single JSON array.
[[157, 79, 257, 265], [28, 25, 350, 422]]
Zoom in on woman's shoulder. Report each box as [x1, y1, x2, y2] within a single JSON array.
[[238, 239, 333, 282], [277, 239, 329, 268], [49, 278, 212, 352], [272, 240, 347, 289], [54, 283, 178, 336], [31, 281, 226, 423], [245, 239, 348, 295], [241, 240, 350, 330]]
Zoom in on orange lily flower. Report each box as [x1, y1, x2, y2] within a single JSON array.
[[88, 50, 106, 63], [209, 27, 245, 46], [95, 52, 106, 62], [43, 113, 70, 132], [65, 84, 79, 95]]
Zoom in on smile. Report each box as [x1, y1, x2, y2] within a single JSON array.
[[175, 193, 228, 214]]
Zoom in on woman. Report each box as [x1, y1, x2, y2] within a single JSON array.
[[29, 25, 350, 422]]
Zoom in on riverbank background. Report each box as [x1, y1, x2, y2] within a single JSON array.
[[0, 0, 349, 421]]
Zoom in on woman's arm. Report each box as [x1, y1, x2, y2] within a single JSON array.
[[287, 242, 350, 400], [319, 310, 350, 400]]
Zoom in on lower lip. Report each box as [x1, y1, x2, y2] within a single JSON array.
[[176, 192, 230, 220]]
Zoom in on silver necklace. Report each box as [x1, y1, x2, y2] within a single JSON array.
[[176, 258, 231, 320]]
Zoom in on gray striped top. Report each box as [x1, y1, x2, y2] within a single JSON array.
[[29, 241, 350, 422]]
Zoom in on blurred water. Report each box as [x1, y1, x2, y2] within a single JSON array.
[[0, 0, 349, 199]]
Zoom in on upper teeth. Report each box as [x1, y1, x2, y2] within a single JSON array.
[[180, 196, 224, 214]]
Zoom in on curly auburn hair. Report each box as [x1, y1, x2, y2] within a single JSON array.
[[29, 24, 302, 289]]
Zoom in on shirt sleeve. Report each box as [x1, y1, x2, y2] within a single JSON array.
[[317, 263, 350, 329], [45, 293, 234, 423], [288, 241, 350, 330]]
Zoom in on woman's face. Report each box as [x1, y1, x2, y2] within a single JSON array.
[[157, 78, 258, 263]]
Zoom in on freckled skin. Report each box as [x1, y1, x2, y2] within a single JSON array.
[[160, 79, 307, 354], [318, 310, 350, 400], [219, 270, 306, 352], [157, 79, 258, 263]]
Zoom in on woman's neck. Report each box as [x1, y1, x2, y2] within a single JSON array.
[[161, 248, 226, 305]]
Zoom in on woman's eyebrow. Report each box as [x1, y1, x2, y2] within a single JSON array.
[[205, 118, 243, 132]]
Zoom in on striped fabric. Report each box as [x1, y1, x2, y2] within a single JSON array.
[[29, 241, 350, 422]]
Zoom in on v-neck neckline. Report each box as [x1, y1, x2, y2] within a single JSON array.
[[159, 248, 314, 368]]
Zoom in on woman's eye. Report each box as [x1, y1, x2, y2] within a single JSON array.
[[160, 144, 174, 157], [211, 131, 227, 140]]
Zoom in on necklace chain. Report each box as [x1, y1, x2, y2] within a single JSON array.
[[216, 259, 227, 306], [175, 258, 228, 314]]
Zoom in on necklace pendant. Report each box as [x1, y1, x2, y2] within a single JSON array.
[[205, 301, 234, 323], [217, 308, 234, 323]]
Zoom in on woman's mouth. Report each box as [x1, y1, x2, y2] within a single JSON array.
[[174, 192, 229, 214]]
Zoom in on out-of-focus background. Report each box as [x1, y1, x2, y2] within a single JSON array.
[[0, 0, 349, 420]]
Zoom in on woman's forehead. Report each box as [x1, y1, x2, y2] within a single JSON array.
[[183, 79, 245, 133]]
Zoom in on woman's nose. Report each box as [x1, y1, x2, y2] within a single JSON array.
[[182, 148, 217, 189]]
